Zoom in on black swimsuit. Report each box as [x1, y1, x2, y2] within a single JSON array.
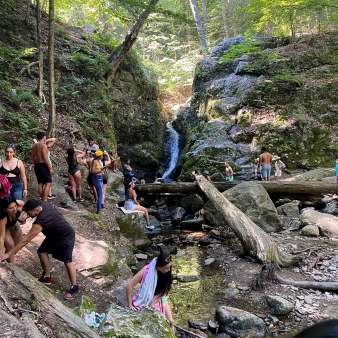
[[5, 211, 20, 229], [0, 159, 20, 183]]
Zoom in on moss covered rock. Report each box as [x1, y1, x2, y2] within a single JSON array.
[[100, 304, 175, 338]]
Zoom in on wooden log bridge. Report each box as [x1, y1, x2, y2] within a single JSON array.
[[135, 181, 338, 201]]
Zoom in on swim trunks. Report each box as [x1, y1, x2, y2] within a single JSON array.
[[261, 164, 271, 179], [34, 163, 52, 184]]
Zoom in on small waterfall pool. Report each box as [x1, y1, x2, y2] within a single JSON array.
[[162, 122, 180, 179]]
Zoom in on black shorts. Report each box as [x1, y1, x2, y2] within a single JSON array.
[[34, 163, 52, 184], [87, 173, 93, 187], [37, 235, 75, 263]]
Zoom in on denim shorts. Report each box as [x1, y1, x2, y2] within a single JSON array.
[[10, 182, 23, 200]]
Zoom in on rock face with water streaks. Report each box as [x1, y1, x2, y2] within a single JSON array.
[[176, 33, 338, 179]]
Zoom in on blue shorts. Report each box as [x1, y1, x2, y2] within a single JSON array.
[[10, 182, 24, 200], [261, 164, 271, 179]]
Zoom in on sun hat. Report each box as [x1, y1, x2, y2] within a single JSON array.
[[272, 155, 281, 161], [95, 150, 103, 157]]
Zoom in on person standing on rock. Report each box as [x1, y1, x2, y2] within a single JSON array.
[[257, 147, 272, 181], [273, 156, 286, 182], [83, 137, 99, 158], [0, 199, 79, 300], [126, 252, 175, 333], [225, 162, 234, 182], [31, 131, 54, 201]]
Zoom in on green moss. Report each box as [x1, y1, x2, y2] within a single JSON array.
[[101, 249, 119, 278], [237, 109, 252, 127]]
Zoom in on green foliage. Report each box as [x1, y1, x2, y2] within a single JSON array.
[[220, 40, 262, 63], [70, 52, 107, 78], [91, 33, 119, 53], [56, 27, 70, 39]]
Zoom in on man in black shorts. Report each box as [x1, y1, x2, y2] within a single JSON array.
[[31, 131, 54, 201], [0, 199, 78, 300]]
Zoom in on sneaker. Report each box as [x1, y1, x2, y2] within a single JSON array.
[[72, 198, 78, 203], [64, 284, 79, 300], [101, 204, 105, 209], [47, 195, 56, 199], [38, 273, 52, 285], [146, 224, 154, 230], [77, 197, 84, 202]]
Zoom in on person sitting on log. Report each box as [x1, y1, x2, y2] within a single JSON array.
[[126, 252, 175, 333], [225, 162, 234, 182], [203, 170, 211, 182]]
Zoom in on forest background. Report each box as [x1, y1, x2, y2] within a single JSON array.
[[50, 0, 338, 102]]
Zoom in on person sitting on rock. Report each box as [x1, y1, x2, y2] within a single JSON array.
[[110, 150, 120, 172], [126, 252, 175, 333], [153, 176, 161, 184], [123, 159, 134, 179], [83, 137, 99, 158], [124, 181, 153, 230]]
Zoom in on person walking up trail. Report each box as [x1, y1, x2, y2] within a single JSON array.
[[0, 199, 79, 300]]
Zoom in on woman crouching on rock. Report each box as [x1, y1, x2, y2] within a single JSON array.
[[0, 196, 24, 263], [126, 252, 175, 333], [124, 181, 153, 230]]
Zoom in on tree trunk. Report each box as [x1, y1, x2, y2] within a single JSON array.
[[104, 0, 160, 85], [47, 0, 56, 137], [189, 0, 209, 56], [193, 174, 297, 267], [135, 181, 338, 201], [0, 264, 100, 338], [35, 0, 44, 102], [202, 0, 208, 38], [221, 0, 230, 38]]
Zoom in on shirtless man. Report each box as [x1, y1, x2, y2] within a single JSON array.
[[31, 131, 54, 201], [257, 147, 272, 181]]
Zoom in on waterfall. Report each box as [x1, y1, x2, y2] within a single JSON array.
[[162, 122, 180, 179]]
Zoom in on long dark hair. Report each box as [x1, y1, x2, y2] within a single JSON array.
[[154, 252, 172, 297], [0, 196, 17, 219], [67, 147, 76, 168]]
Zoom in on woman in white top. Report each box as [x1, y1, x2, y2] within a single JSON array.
[[274, 157, 285, 181]]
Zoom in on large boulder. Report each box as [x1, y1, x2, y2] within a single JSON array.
[[300, 209, 338, 238], [115, 212, 151, 249], [100, 304, 175, 338], [276, 202, 300, 218], [294, 168, 335, 181], [204, 182, 283, 232], [180, 194, 205, 214], [216, 306, 265, 337]]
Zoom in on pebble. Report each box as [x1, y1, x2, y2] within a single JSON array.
[[329, 266, 337, 271], [304, 296, 313, 305]]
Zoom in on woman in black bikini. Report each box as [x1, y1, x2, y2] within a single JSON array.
[[66, 147, 86, 203], [0, 143, 28, 200], [0, 196, 24, 263]]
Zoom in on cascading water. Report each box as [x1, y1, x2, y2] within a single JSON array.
[[162, 122, 180, 179]]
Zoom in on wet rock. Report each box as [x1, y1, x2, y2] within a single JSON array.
[[216, 306, 265, 337], [265, 295, 294, 315], [205, 182, 283, 232], [135, 254, 148, 260], [276, 202, 300, 218], [101, 304, 175, 337], [322, 201, 338, 216], [301, 224, 319, 237], [157, 206, 171, 222], [204, 258, 215, 266], [210, 229, 221, 238], [189, 328, 207, 337], [176, 275, 199, 282], [217, 334, 231, 338], [220, 288, 240, 298], [161, 246, 178, 256], [188, 320, 208, 331], [175, 250, 186, 258], [170, 207, 186, 225], [198, 235, 211, 246], [208, 320, 220, 332], [180, 218, 204, 230], [180, 194, 205, 213]]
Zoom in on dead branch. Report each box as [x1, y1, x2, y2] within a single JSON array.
[[18, 61, 39, 76], [307, 256, 322, 272], [174, 324, 206, 338]]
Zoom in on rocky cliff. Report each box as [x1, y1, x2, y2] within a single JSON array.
[[175, 33, 338, 179]]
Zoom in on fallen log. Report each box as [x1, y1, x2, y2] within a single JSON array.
[[135, 181, 338, 201], [193, 174, 298, 267], [276, 274, 338, 291]]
